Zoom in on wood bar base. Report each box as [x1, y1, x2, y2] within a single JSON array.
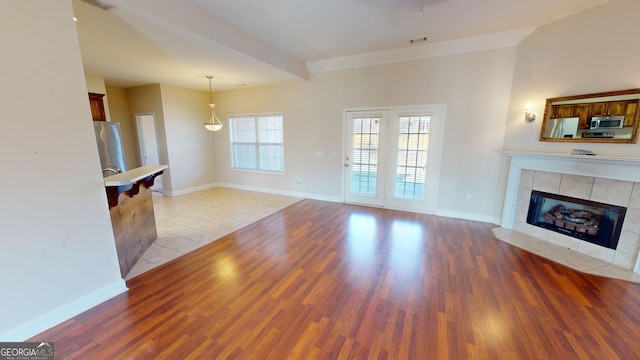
[[109, 186, 157, 278]]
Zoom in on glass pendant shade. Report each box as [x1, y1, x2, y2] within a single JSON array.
[[205, 103, 223, 131]]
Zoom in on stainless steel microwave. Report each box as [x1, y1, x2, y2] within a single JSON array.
[[590, 116, 624, 129]]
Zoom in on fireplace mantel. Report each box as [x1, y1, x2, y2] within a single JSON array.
[[501, 151, 640, 229]]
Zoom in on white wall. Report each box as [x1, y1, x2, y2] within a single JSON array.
[[215, 47, 517, 222], [0, 1, 126, 340], [505, 0, 640, 156]]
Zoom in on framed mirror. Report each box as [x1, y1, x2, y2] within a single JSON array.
[[539, 88, 640, 143]]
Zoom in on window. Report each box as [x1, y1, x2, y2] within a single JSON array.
[[229, 113, 284, 173], [395, 115, 430, 200]]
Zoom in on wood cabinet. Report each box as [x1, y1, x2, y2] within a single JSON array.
[[625, 102, 637, 126], [573, 104, 592, 129], [549, 104, 590, 129], [89, 92, 106, 121], [591, 101, 627, 117], [592, 100, 639, 126], [540, 88, 640, 143], [550, 100, 640, 128], [550, 105, 574, 119]]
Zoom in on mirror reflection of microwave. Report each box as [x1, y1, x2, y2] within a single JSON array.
[[590, 115, 624, 129]]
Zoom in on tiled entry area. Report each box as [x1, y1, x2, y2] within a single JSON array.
[[125, 187, 302, 280]]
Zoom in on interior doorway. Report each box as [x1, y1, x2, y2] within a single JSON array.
[[343, 106, 445, 214], [136, 113, 162, 192]]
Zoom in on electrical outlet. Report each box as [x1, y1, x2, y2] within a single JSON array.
[[465, 194, 472, 202]]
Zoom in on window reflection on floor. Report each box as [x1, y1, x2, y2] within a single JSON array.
[[389, 219, 424, 273], [346, 213, 377, 266]]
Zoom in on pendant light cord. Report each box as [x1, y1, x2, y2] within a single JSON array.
[[207, 75, 213, 104]]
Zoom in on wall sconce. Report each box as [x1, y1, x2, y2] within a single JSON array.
[[524, 102, 536, 123]]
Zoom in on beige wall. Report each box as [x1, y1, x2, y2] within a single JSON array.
[[106, 85, 140, 169], [504, 0, 640, 156], [126, 84, 171, 191], [84, 72, 112, 121], [0, 1, 125, 340], [159, 84, 217, 194], [215, 47, 517, 222], [124, 84, 217, 194]]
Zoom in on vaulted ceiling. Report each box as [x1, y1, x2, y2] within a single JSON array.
[[73, 0, 611, 91]]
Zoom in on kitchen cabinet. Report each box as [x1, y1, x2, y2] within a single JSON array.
[[591, 100, 627, 117], [550, 105, 574, 118], [552, 100, 639, 128], [549, 104, 591, 128], [625, 102, 637, 126], [540, 88, 640, 143], [573, 104, 592, 129], [89, 92, 106, 121]]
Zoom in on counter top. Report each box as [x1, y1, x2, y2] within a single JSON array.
[[104, 165, 168, 187]]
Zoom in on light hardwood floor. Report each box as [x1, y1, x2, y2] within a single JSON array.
[[31, 198, 640, 359]]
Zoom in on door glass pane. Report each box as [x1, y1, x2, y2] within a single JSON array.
[[395, 115, 430, 199], [351, 117, 380, 195]]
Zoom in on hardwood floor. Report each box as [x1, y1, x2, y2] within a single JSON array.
[[31, 200, 640, 359]]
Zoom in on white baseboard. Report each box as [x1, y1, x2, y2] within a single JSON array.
[[164, 182, 501, 226], [434, 209, 501, 225], [164, 182, 217, 197], [163, 181, 341, 202], [0, 280, 127, 341]]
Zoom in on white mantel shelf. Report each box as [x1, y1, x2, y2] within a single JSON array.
[[502, 151, 640, 184], [503, 150, 640, 166], [104, 165, 168, 187]]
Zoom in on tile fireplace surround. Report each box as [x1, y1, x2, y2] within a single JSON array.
[[498, 151, 640, 282]]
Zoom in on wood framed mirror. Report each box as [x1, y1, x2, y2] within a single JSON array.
[[539, 88, 640, 143]]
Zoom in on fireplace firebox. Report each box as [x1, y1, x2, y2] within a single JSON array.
[[526, 191, 626, 250]]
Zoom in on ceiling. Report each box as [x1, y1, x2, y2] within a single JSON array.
[[73, 0, 611, 91]]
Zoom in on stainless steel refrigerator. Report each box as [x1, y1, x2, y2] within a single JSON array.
[[93, 121, 127, 177]]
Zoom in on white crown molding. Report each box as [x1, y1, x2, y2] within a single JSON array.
[[306, 28, 535, 73]]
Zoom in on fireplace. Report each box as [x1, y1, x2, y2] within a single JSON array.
[[501, 151, 640, 273], [526, 190, 626, 250]]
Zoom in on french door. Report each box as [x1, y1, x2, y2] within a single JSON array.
[[343, 106, 443, 214]]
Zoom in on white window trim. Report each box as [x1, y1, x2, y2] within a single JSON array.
[[228, 112, 285, 174]]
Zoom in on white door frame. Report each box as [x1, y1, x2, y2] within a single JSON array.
[[343, 105, 446, 214], [343, 110, 389, 207]]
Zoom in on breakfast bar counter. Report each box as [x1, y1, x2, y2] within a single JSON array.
[[105, 165, 168, 278]]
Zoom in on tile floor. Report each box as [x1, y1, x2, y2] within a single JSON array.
[[125, 187, 302, 280], [492, 227, 640, 283]]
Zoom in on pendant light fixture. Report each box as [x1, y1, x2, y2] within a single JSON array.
[[204, 75, 223, 132]]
